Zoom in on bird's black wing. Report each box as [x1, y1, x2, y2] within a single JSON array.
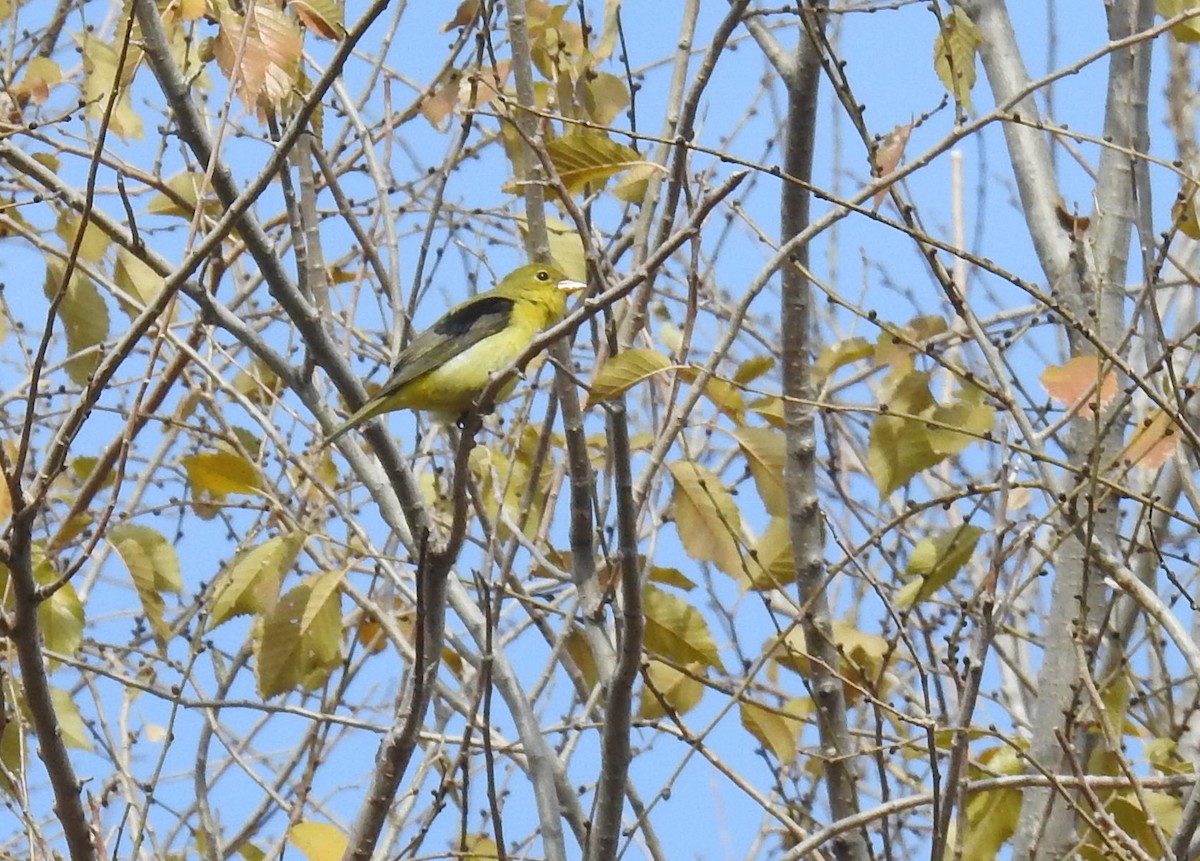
[[382, 295, 515, 390]]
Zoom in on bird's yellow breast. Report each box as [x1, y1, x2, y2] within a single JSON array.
[[390, 293, 564, 412]]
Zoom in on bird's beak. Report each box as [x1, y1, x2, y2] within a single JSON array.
[[557, 278, 586, 295]]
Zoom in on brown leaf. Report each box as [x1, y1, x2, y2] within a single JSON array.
[[214, 1, 302, 112], [1123, 409, 1181, 469], [872, 122, 913, 208], [1040, 355, 1117, 419]]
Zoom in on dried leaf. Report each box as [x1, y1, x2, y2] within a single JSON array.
[[1040, 355, 1117, 419], [872, 121, 913, 208], [1123, 409, 1181, 469], [214, 0, 302, 111]]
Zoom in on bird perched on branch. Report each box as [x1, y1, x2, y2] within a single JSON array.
[[325, 263, 585, 445]]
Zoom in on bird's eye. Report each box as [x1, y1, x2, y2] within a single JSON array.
[[536, 269, 549, 281]]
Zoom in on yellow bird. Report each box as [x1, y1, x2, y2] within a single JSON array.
[[325, 263, 585, 444]]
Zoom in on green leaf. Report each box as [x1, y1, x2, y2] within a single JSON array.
[[50, 687, 93, 751], [43, 259, 109, 386], [40, 579, 84, 661], [110, 524, 182, 647], [928, 397, 995, 456], [208, 534, 303, 629], [898, 524, 984, 606]]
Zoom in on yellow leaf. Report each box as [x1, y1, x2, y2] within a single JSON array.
[[55, 210, 109, 264], [872, 121, 914, 208], [611, 161, 667, 205], [460, 834, 500, 861], [514, 215, 587, 282], [648, 565, 697, 590], [114, 247, 167, 318], [78, 33, 143, 139], [643, 584, 724, 670], [147, 172, 222, 220], [927, 397, 995, 456], [734, 355, 775, 385], [290, 0, 344, 39], [770, 621, 890, 704], [544, 132, 658, 196], [183, 451, 262, 500], [180, 0, 206, 20], [933, 7, 981, 110], [1160, 0, 1200, 41], [1123, 408, 1182, 469], [1172, 182, 1200, 239], [40, 577, 84, 661], [638, 659, 704, 718], [947, 780, 1021, 861], [232, 357, 285, 405], [15, 57, 62, 106], [740, 698, 808, 763], [590, 348, 672, 402], [668, 460, 747, 579], [110, 524, 183, 647], [441, 1, 480, 32], [748, 517, 794, 591], [420, 69, 462, 130], [874, 315, 949, 369], [734, 427, 788, 516], [579, 71, 630, 125], [564, 627, 600, 690], [750, 395, 786, 428], [255, 571, 343, 698], [815, 336, 872, 384], [0, 473, 10, 526], [868, 413, 941, 496], [675, 366, 746, 421], [289, 821, 347, 861]]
